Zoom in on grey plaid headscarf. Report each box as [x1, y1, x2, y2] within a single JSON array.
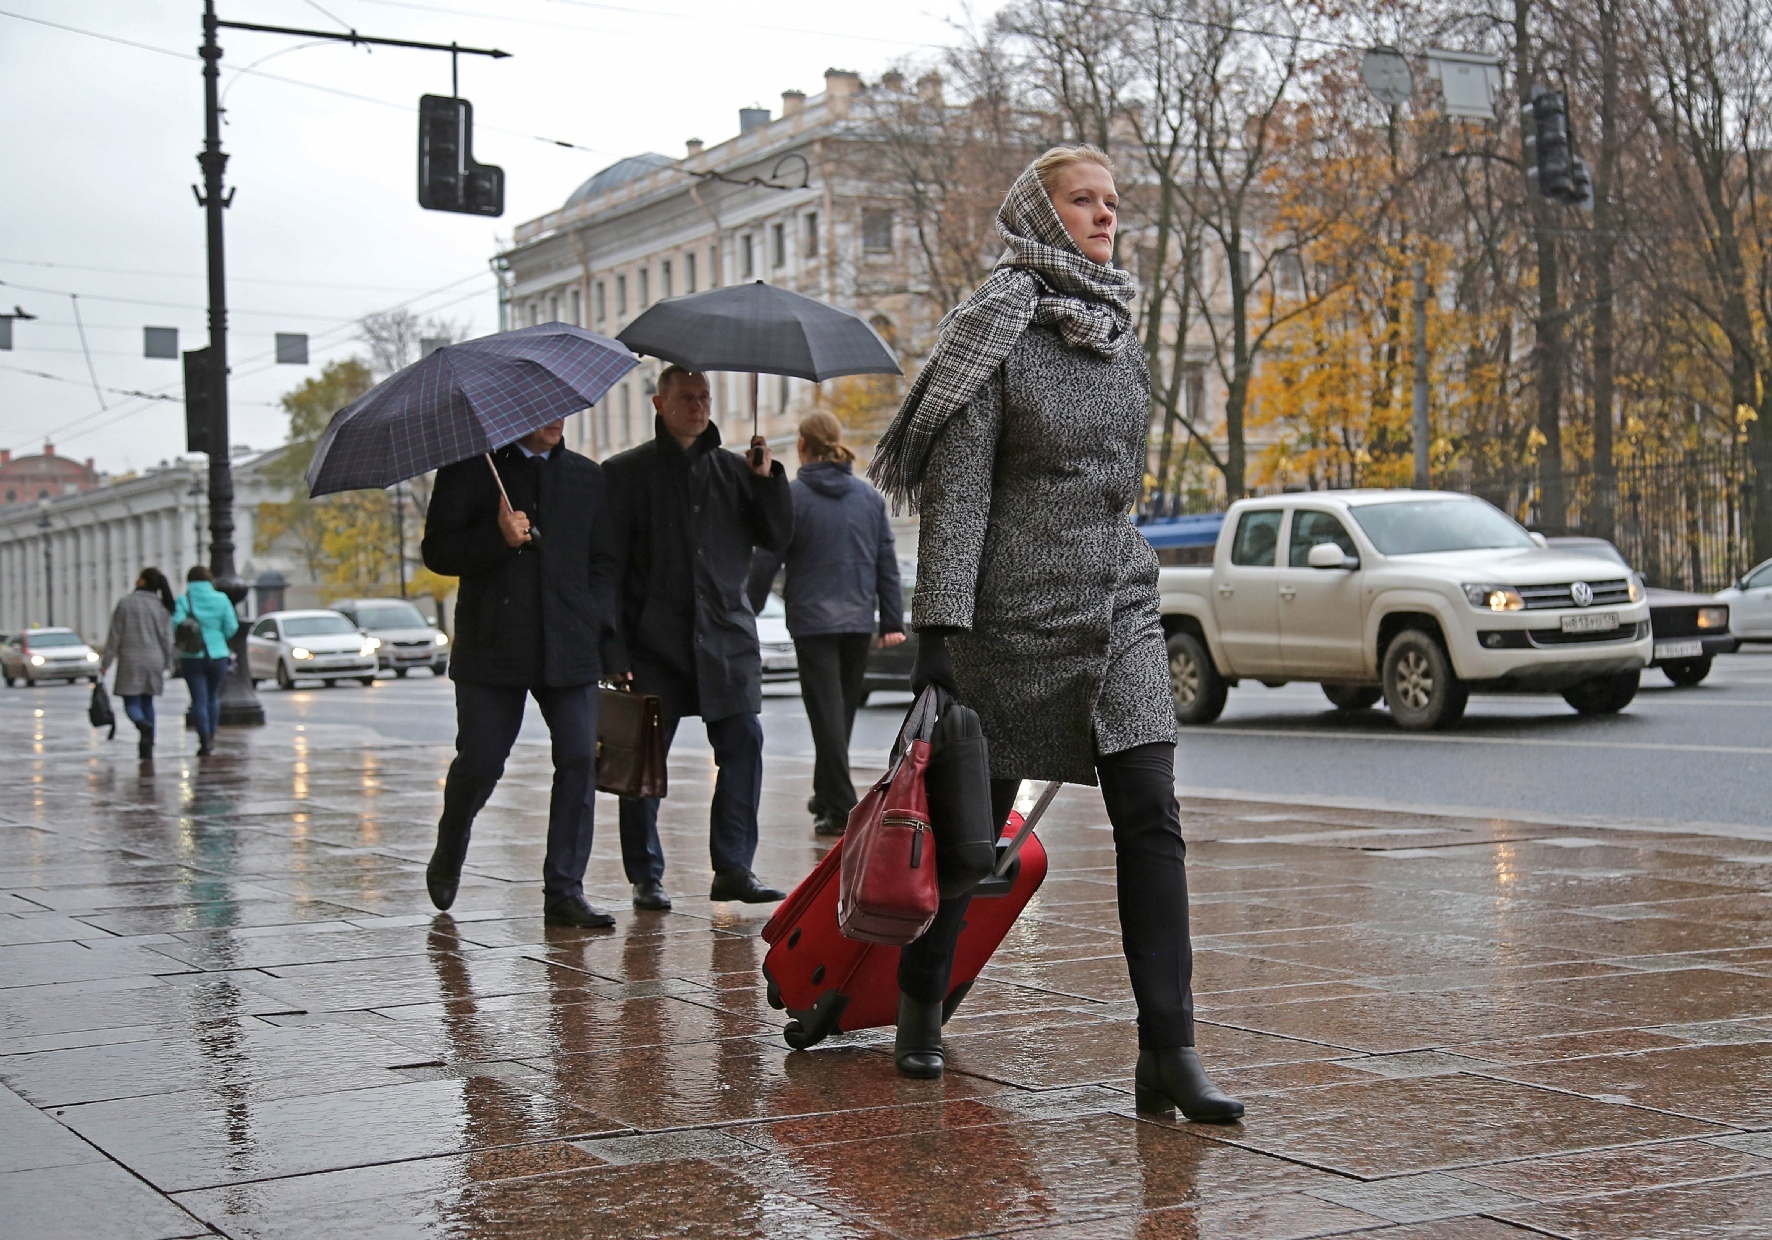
[[868, 160, 1137, 511]]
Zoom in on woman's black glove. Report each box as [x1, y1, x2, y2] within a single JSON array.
[[911, 628, 960, 696]]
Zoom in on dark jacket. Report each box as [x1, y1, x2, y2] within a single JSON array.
[[603, 417, 793, 722], [420, 443, 618, 688], [747, 460, 904, 638]]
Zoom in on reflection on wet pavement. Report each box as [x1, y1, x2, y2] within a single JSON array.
[[0, 693, 1768, 1238]]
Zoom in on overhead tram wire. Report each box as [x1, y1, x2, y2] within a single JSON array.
[[0, 8, 618, 158], [0, 259, 447, 294], [0, 269, 488, 319]]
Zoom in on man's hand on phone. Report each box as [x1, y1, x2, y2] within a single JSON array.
[[748, 435, 772, 476], [498, 499, 532, 548]]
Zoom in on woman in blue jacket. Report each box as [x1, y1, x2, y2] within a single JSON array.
[[749, 413, 905, 834], [171, 566, 239, 756]]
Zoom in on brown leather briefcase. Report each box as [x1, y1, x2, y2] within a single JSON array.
[[597, 685, 668, 799]]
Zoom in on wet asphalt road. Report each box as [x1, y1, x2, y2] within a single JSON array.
[[32, 647, 1771, 839]]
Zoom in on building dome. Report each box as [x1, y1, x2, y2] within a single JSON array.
[[565, 154, 676, 207]]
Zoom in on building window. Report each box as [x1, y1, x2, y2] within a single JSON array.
[[598, 399, 610, 452], [594, 281, 606, 323], [527, 301, 540, 326], [616, 274, 628, 316], [568, 287, 581, 326], [638, 267, 650, 308], [741, 234, 755, 280], [772, 222, 786, 268], [862, 209, 893, 253], [685, 251, 697, 293], [661, 259, 673, 299], [549, 293, 560, 321], [709, 246, 720, 287], [619, 384, 632, 444], [804, 212, 819, 259]]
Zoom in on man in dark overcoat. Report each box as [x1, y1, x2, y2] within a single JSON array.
[[603, 366, 794, 909], [420, 418, 620, 928]]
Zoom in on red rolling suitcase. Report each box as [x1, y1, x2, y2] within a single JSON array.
[[760, 782, 1059, 1049]]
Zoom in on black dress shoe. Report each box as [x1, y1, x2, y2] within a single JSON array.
[[894, 992, 944, 1079], [543, 895, 616, 928], [632, 880, 673, 911], [813, 814, 846, 837], [1134, 1047, 1244, 1123], [708, 868, 786, 903], [426, 837, 466, 911]]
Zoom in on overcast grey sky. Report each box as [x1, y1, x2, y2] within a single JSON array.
[[0, 0, 992, 474]]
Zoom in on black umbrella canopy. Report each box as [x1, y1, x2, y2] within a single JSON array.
[[616, 282, 901, 381]]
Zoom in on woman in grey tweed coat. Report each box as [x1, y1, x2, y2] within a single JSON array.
[[869, 147, 1242, 1122], [102, 567, 176, 759]]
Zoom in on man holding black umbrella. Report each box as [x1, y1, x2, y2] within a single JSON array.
[[420, 417, 622, 928], [603, 366, 794, 909]]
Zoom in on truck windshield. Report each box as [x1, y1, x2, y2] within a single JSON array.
[[1348, 499, 1536, 555]]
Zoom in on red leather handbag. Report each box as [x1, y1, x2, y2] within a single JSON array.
[[837, 687, 942, 944]]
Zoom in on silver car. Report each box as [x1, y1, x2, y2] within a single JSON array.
[[1, 627, 101, 686], [330, 597, 449, 677], [246, 609, 379, 690]]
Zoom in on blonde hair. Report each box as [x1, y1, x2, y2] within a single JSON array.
[[798, 411, 854, 464], [1032, 144, 1115, 191]]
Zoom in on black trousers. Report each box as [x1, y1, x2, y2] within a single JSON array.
[[436, 682, 599, 904], [897, 741, 1196, 1049], [794, 632, 873, 820], [617, 708, 765, 885]]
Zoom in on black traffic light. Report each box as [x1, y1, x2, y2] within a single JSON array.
[[183, 347, 214, 454], [419, 95, 504, 217], [1522, 86, 1583, 204]]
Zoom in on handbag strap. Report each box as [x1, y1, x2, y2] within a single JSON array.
[[885, 685, 942, 774]]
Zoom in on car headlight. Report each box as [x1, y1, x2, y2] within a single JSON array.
[[1698, 606, 1729, 629], [1628, 576, 1645, 602], [85, 651, 100, 662], [1462, 584, 1524, 612], [434, 632, 449, 646], [29, 654, 45, 666], [363, 636, 382, 651], [290, 647, 313, 661], [359, 643, 377, 657]]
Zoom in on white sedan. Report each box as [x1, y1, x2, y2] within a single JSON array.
[[1717, 558, 1772, 642], [246, 609, 379, 690]]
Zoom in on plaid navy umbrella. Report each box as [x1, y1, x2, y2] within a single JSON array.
[[305, 322, 637, 498]]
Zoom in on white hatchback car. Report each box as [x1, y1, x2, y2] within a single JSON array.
[[246, 609, 379, 689], [1717, 558, 1772, 642]]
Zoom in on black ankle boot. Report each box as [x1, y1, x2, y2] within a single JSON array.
[[426, 828, 469, 911], [894, 992, 944, 1079], [138, 724, 154, 760], [1135, 1047, 1244, 1123]]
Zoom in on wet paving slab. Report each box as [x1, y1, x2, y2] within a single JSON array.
[[1, 693, 1770, 1237]]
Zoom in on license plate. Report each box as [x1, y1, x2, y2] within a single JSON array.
[[1655, 639, 1703, 659], [763, 657, 796, 671], [1561, 612, 1620, 634]]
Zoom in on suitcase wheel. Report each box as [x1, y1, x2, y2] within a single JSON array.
[[781, 989, 849, 1050], [765, 974, 784, 1011], [782, 1018, 818, 1050]]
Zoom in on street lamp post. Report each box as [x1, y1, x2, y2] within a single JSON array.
[[197, 0, 263, 726], [36, 500, 52, 627]]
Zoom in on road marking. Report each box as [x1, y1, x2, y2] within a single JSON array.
[[1198, 725, 1772, 758]]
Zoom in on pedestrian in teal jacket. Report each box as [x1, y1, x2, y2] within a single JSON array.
[[171, 567, 239, 755]]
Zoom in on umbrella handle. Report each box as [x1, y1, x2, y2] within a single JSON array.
[[749, 373, 762, 467], [485, 453, 514, 511]]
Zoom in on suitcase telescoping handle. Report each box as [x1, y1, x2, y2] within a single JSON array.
[[992, 780, 1061, 878]]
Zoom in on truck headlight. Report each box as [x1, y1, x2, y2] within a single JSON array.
[[1697, 606, 1728, 629], [363, 636, 382, 651], [85, 651, 100, 662], [1462, 584, 1524, 611], [359, 643, 377, 657], [29, 654, 45, 666], [290, 647, 313, 661], [1628, 576, 1645, 602], [434, 632, 449, 646]]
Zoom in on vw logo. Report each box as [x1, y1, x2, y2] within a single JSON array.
[[1571, 581, 1594, 607]]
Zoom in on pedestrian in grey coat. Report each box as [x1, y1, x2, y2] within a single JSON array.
[[747, 411, 905, 835], [868, 145, 1243, 1124], [102, 567, 176, 759]]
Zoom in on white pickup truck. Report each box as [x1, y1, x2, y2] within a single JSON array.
[[1158, 490, 1653, 729]]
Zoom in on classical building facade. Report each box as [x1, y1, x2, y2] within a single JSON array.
[[0, 444, 100, 505], [496, 70, 927, 462], [0, 450, 304, 641]]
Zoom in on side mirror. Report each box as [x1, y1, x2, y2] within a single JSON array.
[[1529, 532, 1549, 549], [1307, 542, 1357, 570]]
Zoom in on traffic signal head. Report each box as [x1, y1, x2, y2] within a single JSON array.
[[419, 95, 504, 217], [1522, 86, 1583, 203]]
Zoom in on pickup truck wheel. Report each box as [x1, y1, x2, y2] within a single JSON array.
[[1323, 684, 1382, 711], [1662, 657, 1712, 687], [1563, 670, 1640, 715], [1168, 632, 1227, 725], [1382, 629, 1469, 730]]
